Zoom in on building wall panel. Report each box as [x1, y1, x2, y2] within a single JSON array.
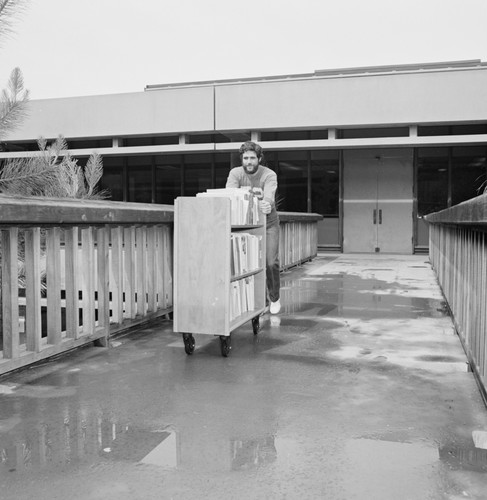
[[215, 69, 487, 130], [4, 86, 215, 141]]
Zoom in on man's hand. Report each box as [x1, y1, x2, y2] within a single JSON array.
[[259, 200, 271, 214]]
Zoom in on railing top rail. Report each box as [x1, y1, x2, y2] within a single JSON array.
[[424, 193, 487, 226], [278, 212, 323, 222], [0, 194, 174, 226], [0, 194, 325, 227]]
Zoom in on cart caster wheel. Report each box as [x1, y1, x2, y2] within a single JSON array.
[[183, 333, 195, 355], [219, 335, 231, 357], [252, 316, 260, 335]]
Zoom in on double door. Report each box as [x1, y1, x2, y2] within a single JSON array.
[[342, 149, 414, 254]]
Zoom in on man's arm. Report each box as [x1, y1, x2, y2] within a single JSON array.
[[262, 170, 278, 207], [226, 168, 241, 188]]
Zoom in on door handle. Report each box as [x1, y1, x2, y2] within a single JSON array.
[[379, 209, 382, 224], [373, 209, 377, 225]]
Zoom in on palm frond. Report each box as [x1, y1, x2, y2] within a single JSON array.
[[0, 156, 58, 196], [0, 66, 29, 138], [0, 0, 29, 45], [56, 155, 82, 198], [84, 152, 103, 197]]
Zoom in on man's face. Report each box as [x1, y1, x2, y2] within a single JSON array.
[[242, 151, 259, 175]]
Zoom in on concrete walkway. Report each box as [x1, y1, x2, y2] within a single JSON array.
[[1, 254, 487, 500]]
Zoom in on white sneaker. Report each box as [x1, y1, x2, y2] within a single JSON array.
[[270, 299, 281, 315]]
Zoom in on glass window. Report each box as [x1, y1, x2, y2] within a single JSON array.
[[416, 148, 449, 216], [183, 153, 212, 196], [100, 157, 125, 201], [451, 146, 487, 205], [309, 130, 328, 140], [127, 156, 153, 203], [337, 127, 409, 139], [417, 126, 450, 137], [67, 138, 112, 149], [1, 141, 39, 152], [186, 134, 214, 144], [451, 124, 487, 135], [275, 151, 308, 212], [214, 153, 232, 188], [214, 132, 251, 143], [418, 124, 487, 136], [124, 137, 153, 147], [311, 150, 340, 216], [155, 154, 182, 204], [124, 136, 179, 147], [262, 130, 309, 141], [260, 130, 328, 141]]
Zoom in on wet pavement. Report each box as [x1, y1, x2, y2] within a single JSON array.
[[1, 253, 487, 500]]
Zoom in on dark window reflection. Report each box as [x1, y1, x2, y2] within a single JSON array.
[[417, 148, 449, 216], [311, 150, 340, 216], [451, 146, 487, 205], [127, 156, 152, 203], [214, 153, 232, 188], [276, 151, 307, 212], [155, 155, 182, 204], [183, 153, 212, 196], [100, 157, 125, 201], [337, 127, 408, 139]]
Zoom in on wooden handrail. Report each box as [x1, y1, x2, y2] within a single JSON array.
[[425, 192, 487, 404]]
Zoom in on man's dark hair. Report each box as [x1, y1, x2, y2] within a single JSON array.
[[239, 141, 263, 160]]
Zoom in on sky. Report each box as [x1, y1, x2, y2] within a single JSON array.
[[1, 0, 487, 100]]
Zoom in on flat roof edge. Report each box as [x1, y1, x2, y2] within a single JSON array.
[[314, 59, 485, 76], [145, 60, 486, 91]]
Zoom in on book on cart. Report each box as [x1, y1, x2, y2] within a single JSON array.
[[230, 232, 263, 276], [196, 187, 261, 225]]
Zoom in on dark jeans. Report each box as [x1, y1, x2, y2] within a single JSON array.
[[266, 220, 280, 302]]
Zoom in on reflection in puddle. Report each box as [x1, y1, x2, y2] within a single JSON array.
[[139, 430, 178, 468], [0, 414, 180, 473], [0, 407, 278, 474], [231, 436, 277, 470], [439, 442, 487, 472], [473, 430, 487, 450]]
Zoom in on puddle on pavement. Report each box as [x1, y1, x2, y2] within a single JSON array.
[[0, 410, 180, 474], [230, 436, 277, 470], [439, 443, 487, 472], [0, 405, 279, 474], [416, 354, 463, 363]]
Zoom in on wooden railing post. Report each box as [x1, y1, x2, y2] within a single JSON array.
[[136, 226, 147, 317], [24, 228, 42, 352], [65, 227, 79, 339], [46, 227, 62, 345], [123, 227, 136, 319], [96, 226, 110, 346], [110, 226, 124, 325], [1, 228, 19, 359]]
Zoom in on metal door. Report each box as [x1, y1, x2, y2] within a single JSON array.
[[343, 149, 414, 254]]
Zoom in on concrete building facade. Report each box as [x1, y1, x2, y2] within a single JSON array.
[[2, 59, 487, 253]]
